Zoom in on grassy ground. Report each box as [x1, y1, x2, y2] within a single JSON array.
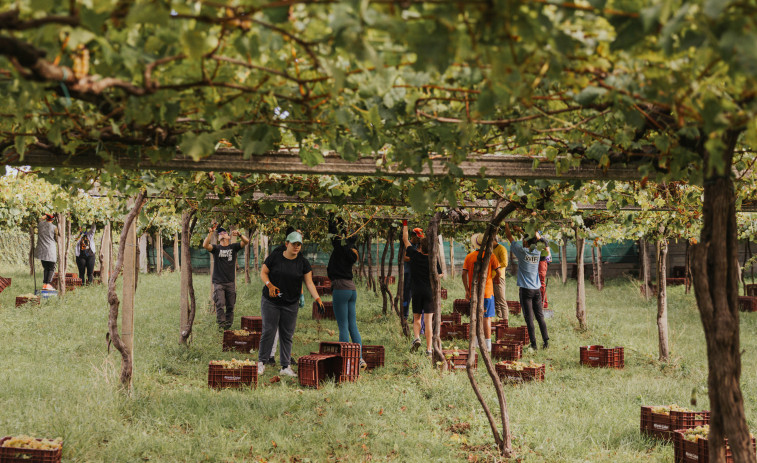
[[0, 264, 755, 462]]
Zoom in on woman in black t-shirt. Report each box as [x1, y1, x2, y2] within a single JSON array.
[[258, 231, 325, 377], [401, 221, 438, 356]]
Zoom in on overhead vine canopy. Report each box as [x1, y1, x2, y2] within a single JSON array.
[[2, 0, 755, 187]]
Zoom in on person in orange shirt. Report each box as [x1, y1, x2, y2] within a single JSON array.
[[462, 233, 500, 352]]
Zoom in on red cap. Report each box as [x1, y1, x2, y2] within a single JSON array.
[[412, 227, 425, 239]]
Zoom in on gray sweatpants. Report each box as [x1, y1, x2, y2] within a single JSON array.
[[213, 282, 236, 329], [259, 296, 299, 368]]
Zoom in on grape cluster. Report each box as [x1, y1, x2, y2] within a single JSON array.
[[2, 435, 62, 450], [230, 330, 251, 336], [498, 360, 543, 371], [650, 404, 693, 415], [209, 359, 256, 368], [682, 425, 709, 442]]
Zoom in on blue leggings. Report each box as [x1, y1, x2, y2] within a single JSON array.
[[332, 289, 362, 356]]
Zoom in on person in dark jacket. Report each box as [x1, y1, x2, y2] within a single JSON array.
[[327, 215, 366, 370]]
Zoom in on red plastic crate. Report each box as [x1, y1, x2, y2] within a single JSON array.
[[506, 300, 521, 315], [222, 330, 261, 353], [312, 276, 331, 286], [0, 436, 62, 463], [667, 277, 688, 286], [319, 342, 361, 382], [640, 406, 709, 441], [442, 349, 477, 370], [240, 316, 263, 332], [207, 363, 257, 389], [491, 341, 523, 361], [0, 277, 11, 294], [315, 285, 332, 296], [580, 345, 624, 369], [739, 296, 757, 312], [671, 266, 687, 278], [379, 276, 396, 285], [441, 322, 470, 340], [440, 288, 448, 300], [15, 295, 41, 307], [297, 354, 341, 388], [492, 319, 509, 329], [673, 429, 756, 463], [495, 326, 529, 346], [312, 301, 336, 320], [495, 361, 545, 382], [452, 299, 469, 316], [439, 312, 461, 325], [747, 284, 757, 297], [362, 345, 384, 370]]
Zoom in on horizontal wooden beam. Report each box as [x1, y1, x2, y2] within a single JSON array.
[[4, 148, 645, 180]]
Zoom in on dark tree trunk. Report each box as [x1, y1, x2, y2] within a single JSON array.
[[640, 238, 652, 299], [747, 239, 754, 285], [366, 235, 376, 294], [656, 236, 670, 362], [427, 214, 446, 369], [180, 209, 198, 345], [386, 227, 395, 315], [29, 226, 35, 276], [691, 134, 755, 463], [591, 245, 598, 288], [380, 229, 389, 315], [465, 202, 518, 458], [245, 228, 252, 284], [575, 230, 587, 330], [685, 239, 692, 294], [560, 238, 568, 284], [596, 245, 603, 291], [394, 237, 410, 337], [107, 191, 147, 390]]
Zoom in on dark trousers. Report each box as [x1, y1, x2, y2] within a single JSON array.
[[41, 260, 56, 284], [213, 282, 236, 329], [76, 253, 96, 284], [259, 296, 299, 368], [402, 273, 412, 319], [519, 287, 549, 348]]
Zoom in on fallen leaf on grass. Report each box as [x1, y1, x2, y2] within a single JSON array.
[[270, 376, 281, 383]]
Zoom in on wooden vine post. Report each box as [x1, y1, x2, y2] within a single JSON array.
[[575, 229, 587, 330], [55, 212, 66, 295], [107, 191, 147, 391], [180, 209, 197, 344], [99, 221, 112, 285], [155, 231, 163, 275], [28, 226, 34, 276], [173, 232, 180, 272], [449, 237, 455, 278], [560, 238, 568, 285], [656, 234, 670, 361], [426, 213, 446, 369], [394, 237, 410, 337]]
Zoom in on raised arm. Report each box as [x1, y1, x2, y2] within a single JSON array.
[[401, 220, 410, 248], [202, 223, 217, 251], [503, 223, 515, 244], [232, 229, 250, 247]]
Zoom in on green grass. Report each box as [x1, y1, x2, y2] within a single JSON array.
[[1, 264, 755, 462]]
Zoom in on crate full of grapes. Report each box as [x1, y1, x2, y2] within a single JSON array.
[[207, 359, 258, 389], [579, 345, 624, 369], [673, 425, 756, 463], [640, 405, 709, 441], [240, 316, 263, 332], [495, 360, 545, 382], [442, 347, 477, 371], [495, 325, 529, 346], [0, 436, 62, 463], [491, 341, 523, 361], [222, 330, 261, 353], [15, 294, 41, 307]]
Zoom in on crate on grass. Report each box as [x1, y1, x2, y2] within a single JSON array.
[[439, 312, 461, 325], [15, 295, 40, 307], [579, 345, 624, 369], [312, 276, 331, 286], [207, 361, 257, 389], [441, 322, 469, 340], [671, 266, 687, 278], [0, 436, 62, 463], [297, 354, 341, 388], [491, 318, 509, 329], [222, 330, 261, 353], [640, 405, 710, 441], [0, 276, 11, 294], [491, 341, 523, 361], [362, 345, 385, 370], [506, 300, 521, 315], [379, 275, 396, 285], [667, 277, 688, 286], [440, 288, 448, 300], [673, 426, 756, 463], [495, 361, 545, 382], [312, 300, 336, 320], [319, 341, 361, 382], [442, 348, 477, 370], [315, 285, 332, 296], [738, 296, 757, 312], [495, 325, 529, 345], [452, 299, 469, 316], [240, 316, 263, 332]]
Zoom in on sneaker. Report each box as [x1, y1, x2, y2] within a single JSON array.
[[426, 350, 433, 357], [542, 341, 549, 349], [42, 284, 55, 291], [257, 362, 265, 375], [359, 358, 367, 371], [530, 343, 538, 351], [410, 338, 421, 353], [279, 366, 296, 377]]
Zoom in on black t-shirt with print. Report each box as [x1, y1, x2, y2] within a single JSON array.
[[210, 243, 242, 284], [263, 251, 312, 305]]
